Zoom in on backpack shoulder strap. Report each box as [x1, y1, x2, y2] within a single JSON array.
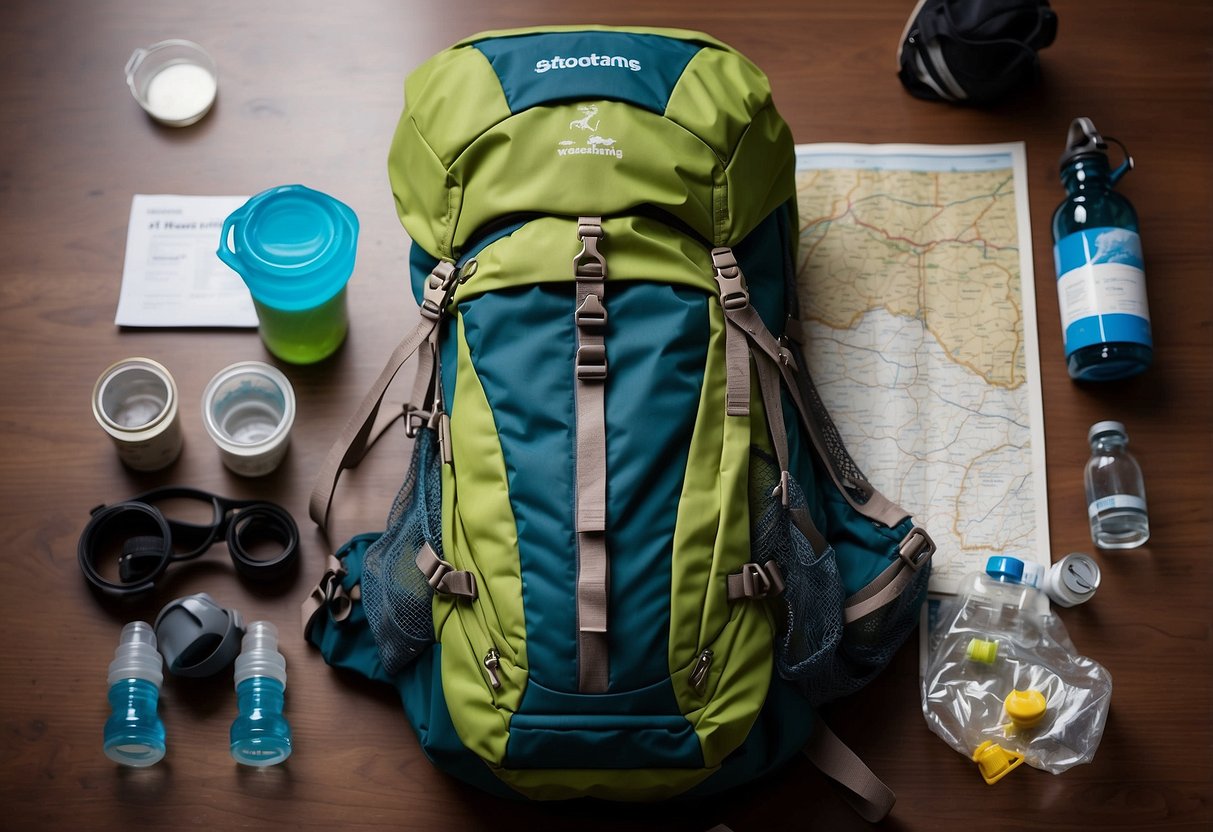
[[309, 261, 457, 532]]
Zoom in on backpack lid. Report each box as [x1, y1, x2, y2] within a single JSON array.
[[897, 0, 1058, 104], [389, 26, 792, 257]]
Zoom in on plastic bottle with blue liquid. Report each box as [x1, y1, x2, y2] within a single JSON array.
[[1052, 117, 1152, 381], [230, 620, 293, 766], [103, 621, 167, 767]]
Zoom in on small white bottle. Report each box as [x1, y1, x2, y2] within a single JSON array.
[[1084, 421, 1149, 549]]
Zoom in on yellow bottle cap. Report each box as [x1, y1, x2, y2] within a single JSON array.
[[1005, 689, 1048, 728], [966, 637, 999, 664], [972, 741, 1025, 785]]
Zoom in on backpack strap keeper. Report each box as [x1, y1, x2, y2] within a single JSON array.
[[727, 560, 786, 601], [415, 542, 478, 600]]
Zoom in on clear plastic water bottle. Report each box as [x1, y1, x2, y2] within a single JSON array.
[[1051, 117, 1152, 381], [950, 556, 1051, 647], [103, 621, 166, 767], [230, 620, 293, 766], [1085, 420, 1149, 549]]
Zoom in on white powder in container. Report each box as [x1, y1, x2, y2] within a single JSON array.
[[144, 62, 217, 124]]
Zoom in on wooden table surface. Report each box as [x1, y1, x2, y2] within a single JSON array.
[[2, 1, 1209, 829]]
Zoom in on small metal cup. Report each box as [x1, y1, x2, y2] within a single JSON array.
[[92, 358, 183, 471]]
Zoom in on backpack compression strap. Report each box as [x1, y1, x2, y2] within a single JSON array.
[[804, 718, 897, 822], [308, 261, 459, 533], [573, 217, 610, 693]]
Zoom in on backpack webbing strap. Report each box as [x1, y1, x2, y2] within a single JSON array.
[[309, 261, 458, 533], [844, 527, 934, 623], [573, 217, 609, 693], [725, 300, 908, 530], [711, 247, 752, 417], [804, 719, 896, 823]]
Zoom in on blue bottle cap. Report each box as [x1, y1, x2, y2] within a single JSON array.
[[217, 184, 358, 311], [985, 556, 1025, 583]]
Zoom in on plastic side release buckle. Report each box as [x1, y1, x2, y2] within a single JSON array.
[[727, 560, 786, 601], [420, 261, 458, 321], [573, 218, 606, 280], [711, 247, 749, 310], [415, 542, 478, 600], [898, 526, 936, 570]]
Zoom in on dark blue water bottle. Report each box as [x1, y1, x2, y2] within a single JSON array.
[[1051, 117, 1152, 381]]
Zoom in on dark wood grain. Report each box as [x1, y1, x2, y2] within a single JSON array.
[[1, 1, 1209, 829]]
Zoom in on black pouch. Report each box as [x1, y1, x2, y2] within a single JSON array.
[[898, 0, 1058, 104]]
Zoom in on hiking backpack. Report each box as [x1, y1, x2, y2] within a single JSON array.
[[303, 25, 935, 820]]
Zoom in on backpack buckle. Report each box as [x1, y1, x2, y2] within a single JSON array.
[[575, 294, 608, 329], [576, 344, 608, 380], [420, 261, 458, 320], [727, 560, 786, 601], [302, 555, 354, 640], [574, 218, 607, 280], [898, 526, 936, 570], [711, 247, 749, 310]]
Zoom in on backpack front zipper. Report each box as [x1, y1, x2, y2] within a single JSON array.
[[483, 647, 502, 689]]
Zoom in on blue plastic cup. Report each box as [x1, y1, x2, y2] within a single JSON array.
[[218, 185, 358, 364]]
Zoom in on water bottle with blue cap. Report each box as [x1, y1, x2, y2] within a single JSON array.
[[1051, 117, 1152, 381]]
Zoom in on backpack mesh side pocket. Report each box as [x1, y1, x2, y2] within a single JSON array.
[[750, 446, 928, 705], [361, 427, 444, 675], [840, 558, 930, 685], [749, 447, 845, 703]]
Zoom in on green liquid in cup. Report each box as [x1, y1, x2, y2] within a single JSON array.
[[253, 290, 348, 364]]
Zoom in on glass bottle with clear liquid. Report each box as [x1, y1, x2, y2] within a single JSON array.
[[1085, 421, 1149, 548], [1051, 117, 1152, 381]]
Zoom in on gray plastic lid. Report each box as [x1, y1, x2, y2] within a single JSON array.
[[154, 593, 244, 678], [1088, 420, 1127, 445], [1060, 555, 1101, 597]]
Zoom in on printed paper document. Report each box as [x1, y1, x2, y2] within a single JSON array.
[[115, 194, 256, 328]]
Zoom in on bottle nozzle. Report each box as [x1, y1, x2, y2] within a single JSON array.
[[233, 620, 287, 688], [108, 621, 164, 688], [1061, 116, 1134, 182]]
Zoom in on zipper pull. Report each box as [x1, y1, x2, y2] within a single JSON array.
[[483, 647, 502, 690], [689, 649, 713, 694]]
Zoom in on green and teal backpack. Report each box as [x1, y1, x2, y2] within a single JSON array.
[[304, 25, 934, 821]]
